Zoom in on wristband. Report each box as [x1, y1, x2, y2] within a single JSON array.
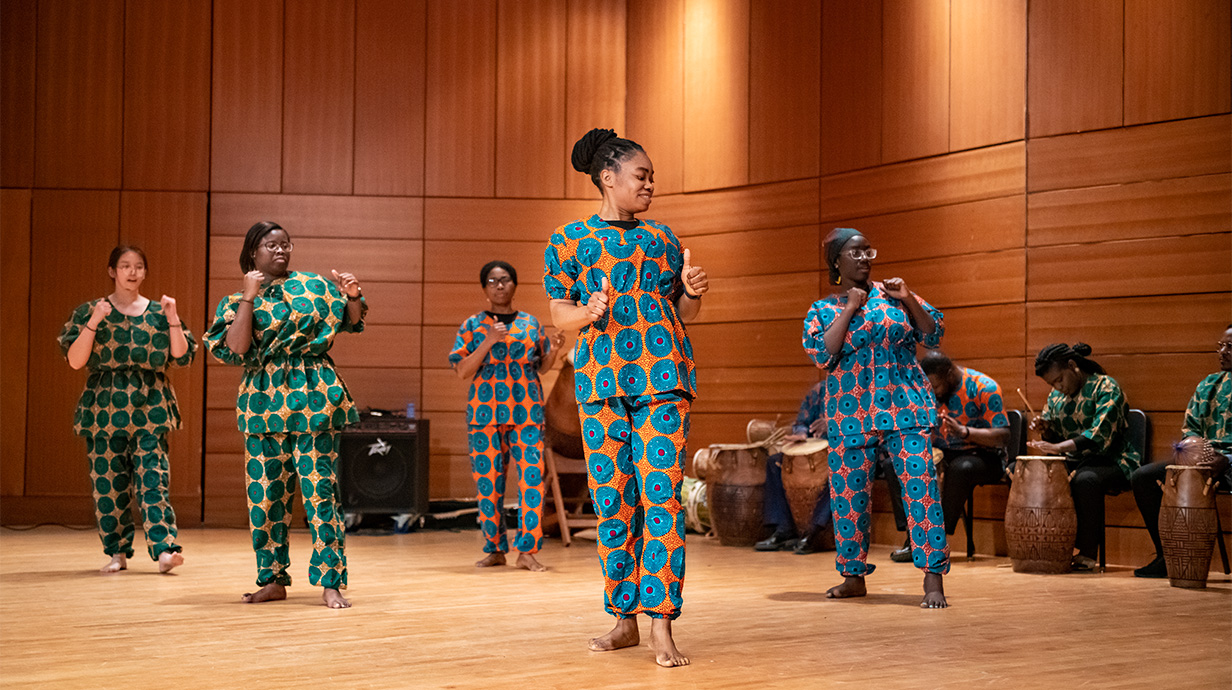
[[684, 291, 701, 300], [169, 323, 183, 329], [961, 426, 970, 439], [239, 298, 254, 304], [83, 324, 97, 332]]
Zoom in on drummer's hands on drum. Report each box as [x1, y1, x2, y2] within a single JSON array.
[[1026, 439, 1063, 455], [808, 417, 826, 437], [1027, 415, 1048, 433]]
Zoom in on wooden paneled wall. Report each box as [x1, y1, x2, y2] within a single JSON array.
[[2, 0, 1229, 565]]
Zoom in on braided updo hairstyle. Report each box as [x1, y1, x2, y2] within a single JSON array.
[[1034, 342, 1105, 377], [571, 128, 645, 192]]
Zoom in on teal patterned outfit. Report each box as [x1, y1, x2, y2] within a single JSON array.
[[58, 299, 196, 560], [206, 271, 366, 590]]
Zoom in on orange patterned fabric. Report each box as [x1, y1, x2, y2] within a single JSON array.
[[544, 216, 697, 404], [580, 392, 689, 620]]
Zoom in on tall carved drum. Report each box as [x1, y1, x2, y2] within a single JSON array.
[[707, 444, 767, 547], [1004, 456, 1077, 573], [780, 439, 830, 536], [1159, 465, 1218, 589]]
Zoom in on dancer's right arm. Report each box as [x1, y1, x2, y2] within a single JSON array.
[[822, 287, 867, 355], [66, 300, 112, 370], [549, 278, 609, 332], [224, 271, 264, 355], [453, 322, 508, 380]]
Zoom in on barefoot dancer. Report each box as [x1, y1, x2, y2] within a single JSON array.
[[803, 228, 950, 608], [59, 245, 194, 574], [205, 222, 366, 609], [544, 128, 709, 667], [450, 260, 565, 572]]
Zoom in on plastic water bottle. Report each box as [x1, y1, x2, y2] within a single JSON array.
[[405, 402, 416, 419]]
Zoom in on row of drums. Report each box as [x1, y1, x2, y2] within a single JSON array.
[[686, 425, 1224, 589]]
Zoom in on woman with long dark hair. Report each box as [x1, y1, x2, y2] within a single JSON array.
[[206, 221, 366, 608], [59, 245, 194, 574], [544, 128, 708, 667], [450, 259, 564, 572]]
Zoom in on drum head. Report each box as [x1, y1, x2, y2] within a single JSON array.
[[782, 439, 829, 456]]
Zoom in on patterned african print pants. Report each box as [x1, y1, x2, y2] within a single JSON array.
[[580, 391, 690, 620], [85, 433, 181, 560], [244, 431, 347, 589], [829, 428, 950, 576], [468, 424, 545, 554]]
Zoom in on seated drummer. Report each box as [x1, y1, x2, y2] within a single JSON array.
[[1130, 324, 1232, 578], [886, 350, 1010, 561], [754, 381, 833, 554], [1027, 343, 1141, 571]]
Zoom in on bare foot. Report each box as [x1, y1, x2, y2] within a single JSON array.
[[921, 572, 947, 609], [825, 575, 867, 599], [475, 552, 507, 568], [588, 617, 639, 652], [158, 551, 184, 574], [649, 617, 690, 668], [241, 583, 287, 604], [323, 588, 351, 609], [100, 554, 127, 574], [515, 552, 548, 572]]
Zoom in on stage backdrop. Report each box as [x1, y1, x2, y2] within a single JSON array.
[[2, 0, 1228, 564]]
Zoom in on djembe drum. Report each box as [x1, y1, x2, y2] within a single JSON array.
[[1159, 464, 1218, 589], [780, 439, 830, 538], [707, 443, 767, 547], [1004, 456, 1077, 573]]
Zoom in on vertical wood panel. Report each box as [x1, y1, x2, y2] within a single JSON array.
[[123, 0, 211, 191], [1027, 0, 1123, 137], [683, 0, 749, 192], [565, 0, 626, 200], [626, 0, 684, 195], [26, 191, 120, 497], [882, 0, 949, 163], [950, 0, 1025, 151], [355, 0, 427, 196], [211, 0, 283, 192], [34, 0, 124, 189], [749, 0, 820, 184], [119, 192, 209, 523], [0, 189, 31, 496], [1, 0, 36, 187], [1124, 0, 1232, 125], [496, 0, 566, 199], [283, 0, 355, 194], [820, 0, 881, 175], [425, 0, 496, 197]]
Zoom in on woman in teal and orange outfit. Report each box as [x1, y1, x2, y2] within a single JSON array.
[[206, 221, 366, 609], [60, 245, 195, 574], [802, 227, 950, 608], [545, 128, 709, 668], [450, 260, 565, 572]]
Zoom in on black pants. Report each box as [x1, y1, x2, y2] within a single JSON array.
[[1070, 462, 1130, 558], [1131, 460, 1232, 558], [939, 448, 1006, 535]]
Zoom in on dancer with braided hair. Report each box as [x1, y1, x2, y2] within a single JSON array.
[[543, 128, 708, 667], [1028, 342, 1140, 571]]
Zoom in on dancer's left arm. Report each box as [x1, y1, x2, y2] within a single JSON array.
[[675, 248, 708, 323]]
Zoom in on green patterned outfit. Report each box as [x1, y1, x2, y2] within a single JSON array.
[[1039, 372, 1141, 558], [58, 299, 196, 560], [1182, 372, 1232, 462], [205, 271, 366, 590]]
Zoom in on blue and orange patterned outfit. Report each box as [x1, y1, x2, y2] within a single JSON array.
[[449, 311, 552, 554], [544, 215, 696, 620], [932, 366, 1010, 534], [803, 281, 951, 576]]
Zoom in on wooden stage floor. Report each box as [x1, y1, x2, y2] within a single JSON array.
[[1, 527, 1228, 689]]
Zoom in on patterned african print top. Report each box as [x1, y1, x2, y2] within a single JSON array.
[[58, 299, 197, 438], [803, 282, 943, 438], [1040, 373, 1140, 479], [205, 271, 366, 434], [792, 382, 825, 436], [933, 367, 1009, 452], [449, 310, 551, 428], [543, 215, 697, 404], [1183, 372, 1231, 457]]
